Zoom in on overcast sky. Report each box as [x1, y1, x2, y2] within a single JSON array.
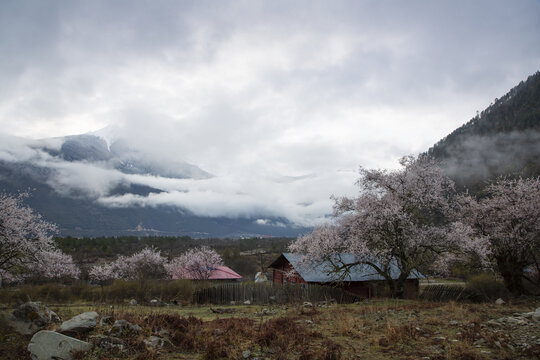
[[1, 1, 539, 225]]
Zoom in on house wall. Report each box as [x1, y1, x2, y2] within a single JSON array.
[[272, 263, 306, 285]]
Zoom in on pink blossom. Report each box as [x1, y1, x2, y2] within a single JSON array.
[[0, 192, 80, 285], [462, 177, 540, 294], [168, 246, 223, 280]]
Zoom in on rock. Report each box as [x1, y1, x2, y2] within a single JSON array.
[[99, 315, 114, 326], [533, 309, 540, 322], [433, 336, 447, 343], [505, 317, 529, 326], [28, 330, 91, 360], [522, 312, 535, 319], [9, 302, 60, 335], [144, 336, 165, 348], [60, 311, 99, 333], [148, 299, 168, 307], [449, 320, 458, 326], [305, 320, 313, 324], [214, 328, 223, 336], [230, 301, 236, 306], [243, 300, 251, 305], [211, 308, 234, 314], [89, 335, 125, 352], [303, 302, 313, 308], [269, 296, 277, 303], [242, 349, 251, 358], [129, 299, 137, 305], [110, 320, 142, 336], [495, 298, 505, 305]]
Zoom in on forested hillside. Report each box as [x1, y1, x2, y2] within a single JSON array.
[[428, 71, 540, 190]]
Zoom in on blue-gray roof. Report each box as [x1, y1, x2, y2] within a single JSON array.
[[281, 253, 424, 282]]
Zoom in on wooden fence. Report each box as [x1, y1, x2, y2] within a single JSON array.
[[193, 282, 358, 305], [420, 284, 468, 301]]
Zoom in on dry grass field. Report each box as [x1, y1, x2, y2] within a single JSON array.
[[1, 297, 538, 360]]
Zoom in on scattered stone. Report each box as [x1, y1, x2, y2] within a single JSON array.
[[495, 298, 505, 305], [211, 308, 235, 314], [129, 299, 137, 306], [60, 311, 99, 333], [506, 317, 529, 326], [89, 335, 125, 352], [214, 328, 223, 336], [28, 330, 91, 360], [150, 299, 167, 307], [305, 320, 313, 324], [449, 320, 458, 326], [303, 302, 313, 308], [9, 302, 60, 335], [243, 300, 251, 305], [243, 349, 251, 358], [99, 315, 114, 327], [533, 308, 540, 322], [110, 320, 142, 336], [433, 336, 446, 343], [144, 336, 165, 348]]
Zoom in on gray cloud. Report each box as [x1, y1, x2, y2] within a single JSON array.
[[0, 1, 539, 224]]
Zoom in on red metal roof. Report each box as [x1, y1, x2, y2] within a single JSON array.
[[172, 265, 243, 280]]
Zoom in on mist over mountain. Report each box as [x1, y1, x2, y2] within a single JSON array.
[[0, 132, 308, 238], [428, 71, 540, 190]]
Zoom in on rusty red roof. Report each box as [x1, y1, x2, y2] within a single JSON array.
[[172, 265, 243, 280]]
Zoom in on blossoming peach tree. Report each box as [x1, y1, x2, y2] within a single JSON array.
[[289, 156, 488, 298], [88, 246, 169, 285], [0, 192, 79, 286], [461, 177, 540, 295], [167, 246, 224, 280]]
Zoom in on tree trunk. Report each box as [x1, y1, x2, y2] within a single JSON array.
[[387, 278, 405, 298], [496, 256, 526, 295]]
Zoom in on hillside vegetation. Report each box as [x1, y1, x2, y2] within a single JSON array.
[[428, 71, 540, 190]]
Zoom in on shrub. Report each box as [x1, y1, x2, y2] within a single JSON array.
[[465, 272, 509, 302]]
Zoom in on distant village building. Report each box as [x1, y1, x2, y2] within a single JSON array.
[[268, 253, 423, 299], [172, 265, 243, 281]]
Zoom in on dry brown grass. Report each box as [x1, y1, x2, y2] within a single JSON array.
[[1, 297, 538, 360]]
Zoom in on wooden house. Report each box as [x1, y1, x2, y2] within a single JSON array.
[[268, 253, 423, 298]]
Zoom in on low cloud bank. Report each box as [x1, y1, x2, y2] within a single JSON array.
[[0, 135, 357, 226]]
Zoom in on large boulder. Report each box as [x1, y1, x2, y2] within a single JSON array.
[[9, 302, 60, 335], [60, 311, 99, 333], [27, 330, 91, 360]]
